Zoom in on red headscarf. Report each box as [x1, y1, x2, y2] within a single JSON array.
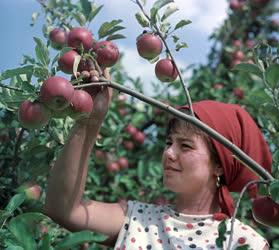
[[180, 100, 272, 217]]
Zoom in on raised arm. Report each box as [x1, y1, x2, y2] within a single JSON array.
[[43, 70, 127, 246]]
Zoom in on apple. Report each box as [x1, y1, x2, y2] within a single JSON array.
[[18, 100, 51, 129], [232, 50, 245, 60], [49, 28, 67, 50], [117, 94, 127, 105], [69, 89, 93, 119], [245, 40, 255, 49], [231, 59, 242, 67], [125, 124, 137, 136], [117, 157, 129, 169], [67, 27, 93, 51], [136, 33, 163, 60], [40, 76, 74, 110], [118, 108, 127, 117], [252, 196, 279, 227], [94, 150, 107, 164], [106, 162, 120, 172], [58, 50, 80, 74], [229, 0, 244, 10], [213, 83, 225, 90], [18, 182, 41, 200], [123, 140, 134, 150], [95, 41, 119, 67], [132, 131, 145, 144], [155, 58, 178, 82], [232, 40, 241, 48], [233, 87, 244, 99]]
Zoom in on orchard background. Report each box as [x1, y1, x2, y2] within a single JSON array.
[[0, 0, 279, 249]]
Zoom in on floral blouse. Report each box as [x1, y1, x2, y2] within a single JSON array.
[[114, 200, 268, 250]]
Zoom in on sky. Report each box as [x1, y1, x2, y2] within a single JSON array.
[[0, 0, 228, 91]]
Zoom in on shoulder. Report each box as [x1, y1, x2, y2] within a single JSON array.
[[227, 218, 268, 249], [126, 200, 160, 216]]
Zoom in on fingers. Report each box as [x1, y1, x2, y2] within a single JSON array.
[[103, 68, 111, 80]]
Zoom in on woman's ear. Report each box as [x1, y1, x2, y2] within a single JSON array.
[[215, 166, 224, 176]]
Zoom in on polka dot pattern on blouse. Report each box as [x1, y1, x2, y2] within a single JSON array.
[[114, 200, 268, 250]]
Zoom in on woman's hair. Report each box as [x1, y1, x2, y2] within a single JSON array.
[[166, 112, 221, 167]]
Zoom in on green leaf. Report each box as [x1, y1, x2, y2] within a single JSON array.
[[153, 0, 174, 10], [235, 245, 250, 250], [270, 179, 279, 203], [72, 12, 87, 26], [106, 34, 126, 41], [6, 246, 24, 250], [7, 213, 45, 250], [137, 160, 145, 181], [175, 42, 188, 51], [5, 193, 26, 213], [98, 20, 123, 39], [266, 64, 279, 89], [161, 3, 179, 22], [233, 63, 263, 78], [33, 37, 50, 67], [150, 7, 158, 26], [172, 35, 179, 43], [102, 26, 125, 37], [80, 0, 92, 19], [38, 233, 51, 250], [135, 12, 150, 28], [88, 5, 103, 22], [174, 19, 192, 30], [54, 231, 107, 250], [0, 66, 34, 81]]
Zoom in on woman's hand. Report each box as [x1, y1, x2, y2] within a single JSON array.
[[78, 68, 113, 125]]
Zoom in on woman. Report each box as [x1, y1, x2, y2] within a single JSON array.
[[43, 72, 271, 249]]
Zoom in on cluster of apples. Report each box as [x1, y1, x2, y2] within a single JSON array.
[[136, 32, 178, 82], [18, 27, 120, 129]]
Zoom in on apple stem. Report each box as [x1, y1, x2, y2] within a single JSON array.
[[227, 179, 270, 250], [134, 0, 195, 117], [77, 79, 275, 183]]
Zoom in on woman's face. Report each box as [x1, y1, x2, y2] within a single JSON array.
[[162, 131, 220, 195]]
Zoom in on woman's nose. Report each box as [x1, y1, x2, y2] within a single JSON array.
[[165, 145, 177, 161]]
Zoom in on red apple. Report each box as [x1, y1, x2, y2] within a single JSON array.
[[106, 162, 120, 172], [95, 41, 119, 67], [229, 0, 244, 10], [245, 40, 255, 49], [132, 131, 145, 144], [213, 83, 225, 90], [252, 196, 279, 227], [233, 50, 245, 60], [94, 150, 107, 164], [67, 27, 93, 51], [118, 108, 127, 117], [233, 87, 244, 99], [40, 76, 74, 110], [58, 50, 80, 74], [117, 157, 129, 169], [49, 28, 67, 50], [18, 100, 51, 129], [125, 124, 137, 136], [69, 89, 93, 119], [155, 59, 178, 82], [123, 140, 134, 150], [136, 33, 163, 60], [232, 40, 241, 48]]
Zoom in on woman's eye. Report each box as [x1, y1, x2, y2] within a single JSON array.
[[165, 141, 172, 146], [181, 144, 190, 148]]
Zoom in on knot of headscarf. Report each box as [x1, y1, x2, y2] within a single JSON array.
[[179, 100, 272, 217]]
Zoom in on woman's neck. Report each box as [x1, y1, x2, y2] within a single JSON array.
[[173, 189, 220, 215]]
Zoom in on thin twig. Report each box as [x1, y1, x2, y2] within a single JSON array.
[[227, 180, 269, 250], [0, 83, 26, 92], [134, 0, 195, 116], [75, 79, 274, 182]]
